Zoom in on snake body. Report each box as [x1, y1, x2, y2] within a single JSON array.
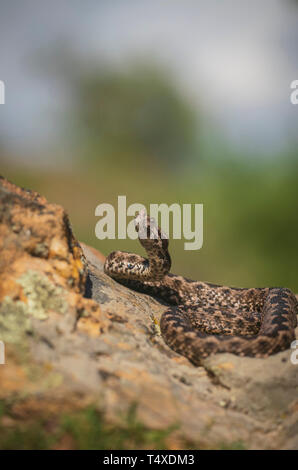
[[104, 211, 297, 364]]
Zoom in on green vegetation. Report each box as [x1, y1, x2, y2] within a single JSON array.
[[59, 404, 176, 450], [219, 440, 247, 450], [64, 63, 199, 171], [0, 400, 246, 450], [0, 401, 174, 450], [0, 401, 171, 450]]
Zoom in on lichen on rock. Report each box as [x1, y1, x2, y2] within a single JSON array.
[[17, 270, 68, 320], [0, 297, 32, 344]]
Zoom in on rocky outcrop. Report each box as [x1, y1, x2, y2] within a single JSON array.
[[0, 176, 297, 449]]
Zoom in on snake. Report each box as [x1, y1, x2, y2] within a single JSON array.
[[104, 210, 297, 364]]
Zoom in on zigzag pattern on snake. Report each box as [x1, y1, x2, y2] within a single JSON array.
[[104, 210, 297, 364]]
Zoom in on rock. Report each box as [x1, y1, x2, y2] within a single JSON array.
[[0, 176, 297, 450]]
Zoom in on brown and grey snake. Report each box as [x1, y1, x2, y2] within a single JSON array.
[[104, 210, 297, 364]]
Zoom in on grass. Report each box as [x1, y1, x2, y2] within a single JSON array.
[[219, 441, 247, 450], [58, 404, 177, 450], [0, 401, 178, 450], [0, 399, 247, 450]]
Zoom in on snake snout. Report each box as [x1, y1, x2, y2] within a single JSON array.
[[134, 209, 147, 232]]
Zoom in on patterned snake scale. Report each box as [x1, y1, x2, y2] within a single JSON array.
[[104, 210, 297, 364]]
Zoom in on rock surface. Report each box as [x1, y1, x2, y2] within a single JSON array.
[[0, 176, 297, 449]]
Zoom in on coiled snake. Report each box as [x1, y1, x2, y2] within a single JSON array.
[[104, 210, 297, 364]]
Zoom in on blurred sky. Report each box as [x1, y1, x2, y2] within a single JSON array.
[[0, 0, 297, 162]]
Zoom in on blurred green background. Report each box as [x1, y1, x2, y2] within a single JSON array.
[[1, 0, 298, 292]]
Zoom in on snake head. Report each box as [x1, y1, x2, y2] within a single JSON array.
[[135, 209, 169, 246], [134, 208, 147, 232]]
